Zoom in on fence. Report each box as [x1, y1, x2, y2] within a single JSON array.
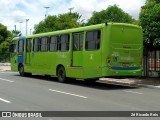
[[143, 50, 160, 77]]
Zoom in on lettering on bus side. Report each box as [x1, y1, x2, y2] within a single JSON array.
[[90, 54, 94, 60], [111, 52, 119, 57], [120, 56, 134, 61], [59, 53, 67, 58]]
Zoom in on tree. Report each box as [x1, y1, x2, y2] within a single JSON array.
[[139, 0, 160, 51], [87, 5, 134, 25], [33, 13, 81, 34], [11, 30, 22, 37], [70, 12, 85, 26], [0, 23, 12, 62]]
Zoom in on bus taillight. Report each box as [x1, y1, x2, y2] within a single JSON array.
[[107, 56, 111, 64]]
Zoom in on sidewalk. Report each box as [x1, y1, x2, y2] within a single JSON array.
[[0, 65, 11, 71]]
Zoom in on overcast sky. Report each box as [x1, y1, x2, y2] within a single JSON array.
[[0, 0, 146, 35]]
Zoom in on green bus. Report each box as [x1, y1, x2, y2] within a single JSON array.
[[10, 23, 143, 82]]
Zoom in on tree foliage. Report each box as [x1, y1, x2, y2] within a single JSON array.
[[139, 0, 160, 50], [0, 23, 12, 61], [11, 30, 21, 37], [33, 13, 82, 34], [87, 5, 134, 25]]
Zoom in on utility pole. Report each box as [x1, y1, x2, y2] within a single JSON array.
[[14, 25, 16, 31], [26, 19, 29, 36], [30, 29, 32, 35], [44, 6, 50, 19], [68, 7, 74, 14]]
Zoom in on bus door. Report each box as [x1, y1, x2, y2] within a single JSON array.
[[25, 39, 32, 65], [17, 37, 25, 65], [72, 32, 84, 67], [10, 40, 17, 71], [83, 30, 102, 78]]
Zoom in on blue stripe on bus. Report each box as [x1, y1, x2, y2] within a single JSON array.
[[18, 53, 24, 64], [111, 66, 139, 70], [19, 36, 25, 40]]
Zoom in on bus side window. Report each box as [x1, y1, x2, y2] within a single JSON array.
[[79, 33, 84, 51], [10, 41, 17, 53], [95, 30, 101, 49], [73, 32, 84, 51], [50, 36, 58, 52], [33, 38, 40, 52], [59, 34, 70, 52], [18, 40, 24, 52], [86, 30, 101, 50], [73, 34, 79, 51], [40, 37, 48, 52], [26, 39, 32, 52]]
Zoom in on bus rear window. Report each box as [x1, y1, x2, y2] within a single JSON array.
[[111, 26, 142, 45]]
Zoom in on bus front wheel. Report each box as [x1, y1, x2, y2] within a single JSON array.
[[18, 64, 31, 76], [19, 64, 25, 76], [57, 66, 67, 83]]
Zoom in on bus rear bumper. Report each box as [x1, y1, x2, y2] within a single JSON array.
[[103, 68, 142, 77]]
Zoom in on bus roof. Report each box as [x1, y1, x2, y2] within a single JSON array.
[[26, 23, 106, 39], [12, 23, 141, 40]]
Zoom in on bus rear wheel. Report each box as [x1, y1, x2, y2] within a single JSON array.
[[57, 66, 67, 83]]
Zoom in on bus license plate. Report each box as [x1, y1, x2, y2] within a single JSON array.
[[123, 63, 129, 67]]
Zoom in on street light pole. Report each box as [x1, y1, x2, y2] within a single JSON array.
[[19, 22, 23, 33], [68, 7, 74, 14], [44, 6, 50, 19], [26, 19, 29, 36]]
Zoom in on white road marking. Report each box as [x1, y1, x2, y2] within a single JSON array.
[[0, 78, 14, 83], [48, 89, 88, 99], [123, 90, 143, 95], [0, 98, 11, 103]]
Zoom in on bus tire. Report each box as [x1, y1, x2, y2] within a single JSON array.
[[57, 66, 67, 83], [18, 64, 25, 76], [18, 64, 31, 77]]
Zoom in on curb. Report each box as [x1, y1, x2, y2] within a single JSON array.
[[138, 84, 160, 89]]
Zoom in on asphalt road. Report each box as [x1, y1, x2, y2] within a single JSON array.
[[0, 71, 160, 120]]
